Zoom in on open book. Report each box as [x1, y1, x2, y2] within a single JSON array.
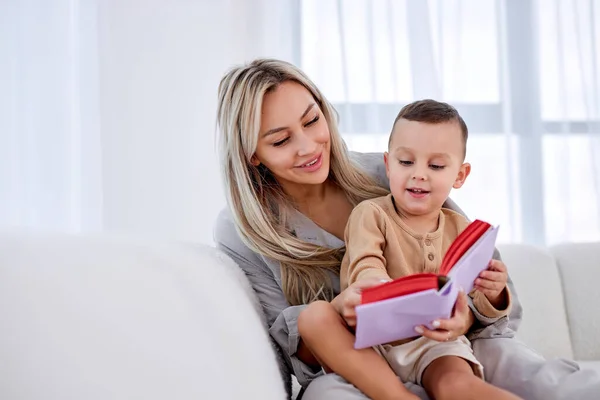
[[354, 220, 500, 349]]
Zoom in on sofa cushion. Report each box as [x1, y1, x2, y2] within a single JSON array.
[[580, 361, 600, 375], [579, 361, 600, 375], [497, 244, 574, 359], [0, 231, 286, 400], [551, 242, 600, 361]]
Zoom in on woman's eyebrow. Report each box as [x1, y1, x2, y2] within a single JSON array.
[[262, 103, 316, 137], [300, 103, 316, 120]]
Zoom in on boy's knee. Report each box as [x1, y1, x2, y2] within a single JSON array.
[[298, 300, 337, 338], [432, 371, 477, 399]]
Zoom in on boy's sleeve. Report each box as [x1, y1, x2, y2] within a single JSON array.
[[470, 287, 513, 320], [341, 202, 391, 288]]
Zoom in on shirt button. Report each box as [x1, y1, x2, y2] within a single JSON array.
[[428, 253, 434, 261], [425, 239, 432, 246]]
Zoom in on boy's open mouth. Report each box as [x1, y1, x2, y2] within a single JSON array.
[[407, 188, 430, 194]]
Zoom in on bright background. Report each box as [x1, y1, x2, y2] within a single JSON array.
[[2, 0, 599, 246]]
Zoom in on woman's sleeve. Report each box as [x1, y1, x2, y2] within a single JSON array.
[[214, 209, 323, 391]]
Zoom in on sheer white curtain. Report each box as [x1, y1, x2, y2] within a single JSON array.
[[301, 0, 600, 245], [0, 0, 299, 244], [0, 0, 103, 233], [3, 0, 599, 247]]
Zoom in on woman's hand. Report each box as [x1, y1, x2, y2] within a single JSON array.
[[414, 289, 474, 342], [331, 277, 390, 327]]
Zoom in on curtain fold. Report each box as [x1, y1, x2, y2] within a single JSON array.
[[0, 0, 102, 233]]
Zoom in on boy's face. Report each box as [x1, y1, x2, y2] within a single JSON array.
[[384, 119, 470, 217]]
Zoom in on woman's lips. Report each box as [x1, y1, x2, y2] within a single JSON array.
[[296, 153, 323, 172]]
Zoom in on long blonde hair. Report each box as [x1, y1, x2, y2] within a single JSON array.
[[216, 59, 388, 306]]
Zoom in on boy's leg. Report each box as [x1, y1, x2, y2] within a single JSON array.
[[421, 356, 522, 400], [298, 300, 419, 400]]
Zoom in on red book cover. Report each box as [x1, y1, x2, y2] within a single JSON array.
[[360, 220, 492, 305]]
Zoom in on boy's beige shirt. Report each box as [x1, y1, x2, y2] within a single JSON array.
[[340, 194, 511, 319]]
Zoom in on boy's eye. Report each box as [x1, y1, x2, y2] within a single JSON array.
[[430, 164, 445, 170], [273, 137, 290, 147], [399, 160, 413, 166]]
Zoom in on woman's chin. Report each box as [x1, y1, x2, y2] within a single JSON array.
[[298, 169, 330, 185]]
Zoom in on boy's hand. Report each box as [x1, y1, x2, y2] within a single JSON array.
[[475, 259, 509, 309], [331, 277, 391, 327]]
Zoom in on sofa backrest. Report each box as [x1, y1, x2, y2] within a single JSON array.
[[0, 232, 286, 400], [551, 242, 600, 361], [498, 243, 574, 359]]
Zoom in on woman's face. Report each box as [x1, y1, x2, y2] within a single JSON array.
[[253, 81, 331, 191]]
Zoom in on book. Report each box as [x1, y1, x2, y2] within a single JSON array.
[[353, 220, 500, 349]]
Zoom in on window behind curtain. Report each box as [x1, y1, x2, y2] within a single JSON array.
[[299, 0, 600, 245]]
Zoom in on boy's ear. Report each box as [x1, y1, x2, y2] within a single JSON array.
[[453, 163, 471, 189], [384, 152, 390, 179]]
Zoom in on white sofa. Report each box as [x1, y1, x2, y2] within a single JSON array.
[[497, 242, 600, 374], [0, 231, 598, 399]]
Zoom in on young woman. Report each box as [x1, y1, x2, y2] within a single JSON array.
[[214, 58, 599, 400]]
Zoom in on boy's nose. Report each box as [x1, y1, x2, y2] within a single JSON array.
[[412, 171, 428, 181]]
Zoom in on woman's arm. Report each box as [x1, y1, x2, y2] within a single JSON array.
[[214, 209, 323, 391]]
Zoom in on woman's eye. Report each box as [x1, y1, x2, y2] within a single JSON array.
[[273, 137, 290, 147], [305, 116, 319, 126], [399, 160, 413, 166], [430, 164, 445, 170]]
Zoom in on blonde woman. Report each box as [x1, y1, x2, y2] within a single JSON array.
[[214, 58, 599, 400]]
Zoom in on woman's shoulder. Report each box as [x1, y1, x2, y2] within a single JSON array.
[[214, 208, 242, 251], [214, 208, 234, 238], [349, 151, 389, 189], [214, 208, 266, 269]]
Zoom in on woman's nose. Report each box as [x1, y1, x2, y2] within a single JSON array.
[[296, 132, 318, 157]]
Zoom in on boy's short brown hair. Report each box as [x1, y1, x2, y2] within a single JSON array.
[[390, 99, 468, 157]]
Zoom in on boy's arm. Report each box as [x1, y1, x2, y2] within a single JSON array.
[[443, 202, 522, 334], [341, 202, 391, 287], [470, 287, 512, 321]]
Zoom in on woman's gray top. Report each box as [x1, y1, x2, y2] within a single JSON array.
[[214, 151, 522, 389]]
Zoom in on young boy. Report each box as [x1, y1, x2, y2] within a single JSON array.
[[299, 100, 518, 400]]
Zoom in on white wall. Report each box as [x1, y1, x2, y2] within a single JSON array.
[[96, 0, 297, 244], [1, 0, 297, 244]]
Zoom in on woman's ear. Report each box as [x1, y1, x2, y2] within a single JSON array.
[[453, 163, 471, 189], [250, 155, 260, 167]]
